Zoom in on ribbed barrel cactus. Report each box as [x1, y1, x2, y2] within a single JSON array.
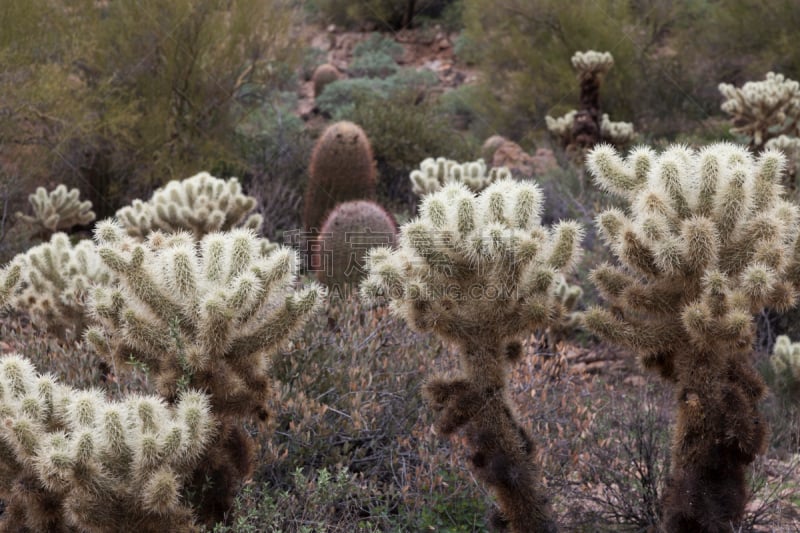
[[16, 185, 95, 236], [361, 179, 583, 532], [7, 233, 114, 336], [0, 353, 214, 532], [719, 72, 800, 148], [409, 156, 510, 197], [84, 221, 325, 521], [583, 142, 800, 532], [115, 172, 263, 240]]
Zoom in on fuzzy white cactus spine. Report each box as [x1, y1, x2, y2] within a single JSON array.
[[0, 353, 214, 532], [409, 157, 511, 197], [584, 142, 800, 531], [16, 185, 95, 235], [6, 233, 114, 335], [719, 72, 800, 148], [362, 179, 582, 532], [115, 172, 263, 240]]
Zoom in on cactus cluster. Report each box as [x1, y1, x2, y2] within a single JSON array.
[[770, 335, 800, 397], [7, 233, 114, 336], [303, 121, 377, 231], [546, 51, 634, 151], [115, 172, 263, 240], [719, 72, 800, 148], [583, 142, 800, 531], [316, 200, 397, 291], [362, 179, 582, 532], [16, 185, 95, 235], [0, 353, 214, 532], [765, 134, 800, 184], [409, 157, 511, 197]]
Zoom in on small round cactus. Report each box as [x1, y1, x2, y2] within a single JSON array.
[[316, 200, 397, 292], [303, 121, 377, 231], [312, 63, 340, 98]]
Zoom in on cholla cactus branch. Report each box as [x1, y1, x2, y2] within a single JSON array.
[[719, 72, 800, 148], [115, 172, 263, 240], [571, 50, 614, 81], [770, 335, 800, 398], [765, 134, 800, 186], [15, 185, 95, 235], [6, 233, 114, 336], [0, 263, 21, 308], [409, 157, 511, 197], [0, 353, 214, 532], [362, 179, 582, 532], [585, 142, 800, 531]]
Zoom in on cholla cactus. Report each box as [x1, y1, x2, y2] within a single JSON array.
[[7, 233, 114, 336], [409, 157, 511, 197], [571, 50, 614, 81], [545, 274, 583, 347], [15, 185, 95, 235], [0, 353, 214, 532], [719, 72, 800, 148], [547, 51, 633, 151], [770, 335, 800, 397], [600, 113, 635, 146], [84, 221, 325, 522], [545, 110, 577, 146], [765, 134, 800, 185], [362, 179, 583, 532], [115, 172, 263, 240], [583, 142, 800, 531], [0, 262, 21, 308]]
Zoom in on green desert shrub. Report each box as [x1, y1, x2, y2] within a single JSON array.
[[348, 51, 399, 79], [352, 33, 404, 62], [307, 0, 458, 30]]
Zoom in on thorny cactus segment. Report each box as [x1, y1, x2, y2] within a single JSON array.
[[545, 274, 583, 347], [0, 263, 21, 308], [545, 110, 577, 144], [7, 233, 114, 335], [409, 157, 511, 196], [765, 134, 800, 184], [0, 353, 213, 532], [86, 222, 325, 418], [719, 72, 800, 148], [115, 172, 263, 240], [600, 114, 635, 146], [16, 185, 95, 234], [585, 142, 800, 532], [362, 179, 582, 532]]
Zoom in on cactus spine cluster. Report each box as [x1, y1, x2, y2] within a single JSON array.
[[16, 185, 95, 236], [546, 51, 634, 152], [316, 200, 397, 292], [115, 172, 263, 240], [303, 121, 377, 231], [719, 72, 800, 148], [409, 157, 511, 197], [84, 221, 325, 521], [0, 353, 214, 532], [362, 179, 583, 532], [7, 233, 114, 336], [583, 142, 800, 532]]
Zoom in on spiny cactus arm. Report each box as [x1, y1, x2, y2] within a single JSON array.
[[586, 144, 650, 198], [16, 185, 95, 233], [0, 263, 21, 308], [545, 109, 577, 142], [600, 114, 635, 146]]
